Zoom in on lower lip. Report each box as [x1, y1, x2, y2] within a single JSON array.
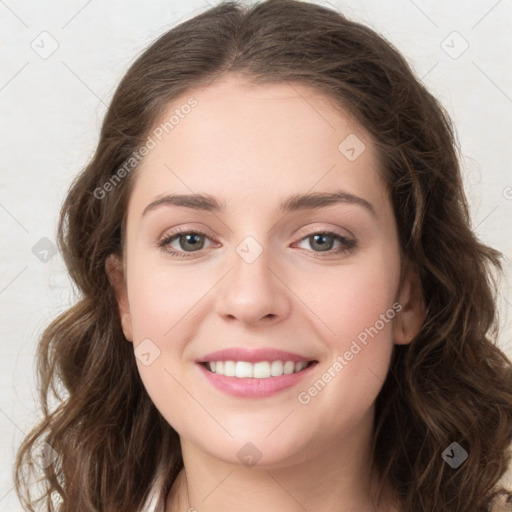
[[197, 362, 317, 398]]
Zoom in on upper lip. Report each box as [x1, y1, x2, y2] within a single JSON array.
[[197, 348, 316, 364]]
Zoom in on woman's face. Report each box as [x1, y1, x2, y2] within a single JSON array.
[[112, 76, 423, 468]]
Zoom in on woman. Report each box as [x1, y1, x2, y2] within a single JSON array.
[[14, 1, 512, 511]]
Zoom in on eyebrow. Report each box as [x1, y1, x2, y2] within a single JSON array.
[[142, 190, 376, 218]]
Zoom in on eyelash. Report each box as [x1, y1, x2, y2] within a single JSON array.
[[157, 226, 357, 259]]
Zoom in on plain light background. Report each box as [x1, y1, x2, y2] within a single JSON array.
[[1, 0, 511, 508]]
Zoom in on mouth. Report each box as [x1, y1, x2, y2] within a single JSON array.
[[196, 348, 318, 398], [200, 360, 317, 378]]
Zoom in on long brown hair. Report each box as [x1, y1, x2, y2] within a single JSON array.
[[14, 1, 512, 511]]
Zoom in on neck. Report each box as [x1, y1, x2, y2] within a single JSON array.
[[166, 409, 399, 512]]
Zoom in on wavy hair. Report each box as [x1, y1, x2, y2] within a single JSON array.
[[14, 1, 512, 511]]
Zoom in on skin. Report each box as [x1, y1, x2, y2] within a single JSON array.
[[107, 75, 425, 512]]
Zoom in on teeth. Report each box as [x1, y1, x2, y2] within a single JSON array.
[[283, 361, 295, 375], [253, 362, 271, 378], [206, 360, 311, 378], [294, 361, 307, 372], [270, 361, 283, 376], [235, 361, 253, 378], [224, 361, 235, 377]]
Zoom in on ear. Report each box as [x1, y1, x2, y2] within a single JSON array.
[[393, 262, 427, 345], [105, 254, 133, 342]]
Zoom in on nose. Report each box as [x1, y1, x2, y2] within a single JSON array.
[[215, 243, 291, 327]]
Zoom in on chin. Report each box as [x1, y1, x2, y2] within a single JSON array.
[[190, 428, 318, 469]]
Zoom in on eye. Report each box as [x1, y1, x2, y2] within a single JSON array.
[[293, 230, 356, 257], [158, 228, 216, 258], [157, 228, 356, 259]]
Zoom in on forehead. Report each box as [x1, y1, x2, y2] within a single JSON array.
[[129, 76, 388, 216], [152, 76, 371, 159]]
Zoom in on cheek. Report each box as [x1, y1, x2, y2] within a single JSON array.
[[296, 253, 400, 400], [296, 260, 400, 424], [125, 261, 199, 431], [128, 278, 177, 340], [337, 266, 398, 339], [299, 250, 400, 348], [124, 254, 212, 418], [126, 253, 206, 344]]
